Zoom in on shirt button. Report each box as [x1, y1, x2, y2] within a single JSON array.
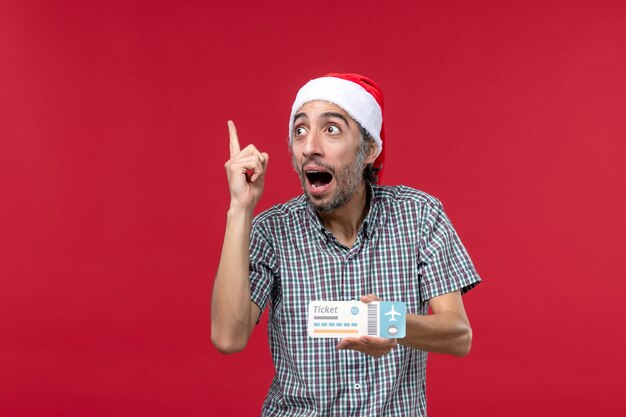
[[354, 383, 361, 390]]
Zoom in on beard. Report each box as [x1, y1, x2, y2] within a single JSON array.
[[291, 143, 367, 213]]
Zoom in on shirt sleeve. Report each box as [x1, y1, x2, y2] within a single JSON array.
[[418, 199, 481, 302], [249, 219, 277, 323]]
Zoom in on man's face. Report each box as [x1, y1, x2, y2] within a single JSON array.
[[290, 100, 376, 212]]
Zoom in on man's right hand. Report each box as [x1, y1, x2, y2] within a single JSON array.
[[224, 120, 269, 211]]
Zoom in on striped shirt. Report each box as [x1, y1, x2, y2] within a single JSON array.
[[249, 185, 481, 417]]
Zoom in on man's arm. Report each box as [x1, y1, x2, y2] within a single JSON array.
[[401, 290, 472, 356], [337, 291, 472, 357], [211, 121, 268, 354]]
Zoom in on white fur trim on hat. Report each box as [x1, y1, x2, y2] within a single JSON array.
[[289, 77, 383, 157]]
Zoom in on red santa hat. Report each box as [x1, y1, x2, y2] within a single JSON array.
[[289, 73, 386, 182]]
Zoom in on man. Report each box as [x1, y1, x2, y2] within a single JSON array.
[[212, 73, 481, 416]]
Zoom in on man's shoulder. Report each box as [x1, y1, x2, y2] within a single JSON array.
[[372, 184, 442, 210], [252, 194, 308, 226]]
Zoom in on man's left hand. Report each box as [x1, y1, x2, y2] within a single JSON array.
[[335, 294, 398, 358]]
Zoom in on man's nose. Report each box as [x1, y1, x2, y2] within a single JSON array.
[[301, 130, 323, 157]]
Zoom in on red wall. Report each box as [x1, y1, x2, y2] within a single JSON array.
[[1, 1, 625, 416]]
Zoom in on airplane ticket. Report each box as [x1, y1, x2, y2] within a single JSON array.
[[307, 300, 406, 339]]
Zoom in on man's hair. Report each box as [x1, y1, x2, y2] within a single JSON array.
[[357, 123, 381, 185]]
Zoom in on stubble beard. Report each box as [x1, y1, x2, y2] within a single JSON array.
[[291, 144, 367, 213]]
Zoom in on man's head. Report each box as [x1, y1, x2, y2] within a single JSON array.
[[288, 73, 385, 212]]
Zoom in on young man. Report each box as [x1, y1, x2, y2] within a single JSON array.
[[212, 73, 481, 416]]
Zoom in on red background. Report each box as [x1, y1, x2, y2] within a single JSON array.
[[1, 1, 625, 416]]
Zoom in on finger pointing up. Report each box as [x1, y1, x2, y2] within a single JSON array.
[[228, 120, 240, 158]]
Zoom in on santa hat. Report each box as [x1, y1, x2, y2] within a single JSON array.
[[289, 73, 386, 182]]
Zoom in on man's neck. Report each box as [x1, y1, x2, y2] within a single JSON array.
[[317, 184, 371, 248]]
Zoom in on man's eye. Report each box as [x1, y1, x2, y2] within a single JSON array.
[[327, 125, 341, 134], [295, 127, 307, 136]]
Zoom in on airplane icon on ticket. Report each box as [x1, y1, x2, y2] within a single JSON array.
[[384, 305, 402, 322]]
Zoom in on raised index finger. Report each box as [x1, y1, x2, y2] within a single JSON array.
[[227, 120, 240, 158]]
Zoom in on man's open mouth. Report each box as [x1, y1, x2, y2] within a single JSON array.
[[305, 170, 333, 189]]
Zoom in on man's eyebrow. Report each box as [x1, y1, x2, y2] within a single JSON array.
[[293, 112, 308, 124], [292, 111, 351, 126], [320, 112, 350, 126]]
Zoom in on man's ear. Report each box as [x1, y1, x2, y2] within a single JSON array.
[[366, 141, 378, 164]]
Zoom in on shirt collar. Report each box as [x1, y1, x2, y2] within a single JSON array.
[[304, 184, 383, 243], [361, 183, 382, 240]]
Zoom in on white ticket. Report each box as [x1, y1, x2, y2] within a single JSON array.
[[307, 300, 406, 339]]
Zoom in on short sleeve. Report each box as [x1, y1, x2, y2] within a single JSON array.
[[249, 219, 277, 323], [418, 199, 481, 302]]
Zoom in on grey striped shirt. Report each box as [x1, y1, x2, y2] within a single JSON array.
[[249, 184, 481, 416]]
